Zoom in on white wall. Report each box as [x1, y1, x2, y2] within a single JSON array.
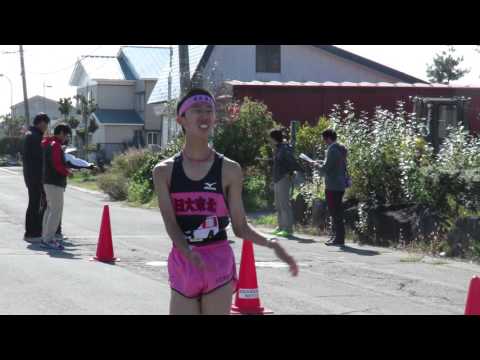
[[104, 124, 143, 144], [97, 84, 135, 110], [13, 97, 62, 123], [281, 46, 400, 82], [202, 45, 401, 91], [74, 66, 91, 88], [91, 124, 106, 145], [144, 80, 161, 131]]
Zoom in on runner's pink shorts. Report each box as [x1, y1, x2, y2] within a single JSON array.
[[168, 240, 238, 298]]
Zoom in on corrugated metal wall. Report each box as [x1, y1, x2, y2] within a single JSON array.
[[233, 85, 480, 133]]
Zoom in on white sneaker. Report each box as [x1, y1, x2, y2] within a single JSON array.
[[40, 240, 64, 250], [55, 234, 67, 242]]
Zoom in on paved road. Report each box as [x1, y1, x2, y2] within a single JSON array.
[[1, 167, 479, 314]]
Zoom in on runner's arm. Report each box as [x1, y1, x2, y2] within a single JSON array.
[[226, 162, 274, 247], [225, 160, 299, 275], [152, 162, 193, 258]]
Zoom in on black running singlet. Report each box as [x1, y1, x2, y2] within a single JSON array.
[[169, 152, 230, 245]]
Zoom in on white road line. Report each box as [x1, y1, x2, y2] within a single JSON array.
[[146, 261, 168, 267], [0, 168, 18, 175], [145, 261, 311, 268], [0, 169, 104, 196], [65, 235, 161, 239], [69, 185, 104, 196]]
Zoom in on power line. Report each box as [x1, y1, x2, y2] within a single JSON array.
[[27, 45, 108, 75]]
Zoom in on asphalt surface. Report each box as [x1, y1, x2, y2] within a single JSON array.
[[1, 166, 479, 314]]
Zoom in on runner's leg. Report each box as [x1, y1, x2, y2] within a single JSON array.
[[200, 281, 235, 315], [170, 290, 201, 315]]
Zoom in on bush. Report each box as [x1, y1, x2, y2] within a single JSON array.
[[0, 137, 24, 156], [97, 135, 185, 203], [326, 100, 480, 254], [128, 179, 154, 204], [110, 148, 151, 179], [329, 101, 434, 207], [292, 116, 330, 218], [213, 98, 277, 168], [97, 172, 128, 200], [294, 117, 330, 160], [127, 135, 185, 204], [243, 173, 269, 212]]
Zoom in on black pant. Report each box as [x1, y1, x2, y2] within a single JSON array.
[[25, 182, 45, 238], [325, 190, 345, 243], [25, 182, 62, 238]]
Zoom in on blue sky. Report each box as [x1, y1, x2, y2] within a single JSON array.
[[1, 45, 479, 117]]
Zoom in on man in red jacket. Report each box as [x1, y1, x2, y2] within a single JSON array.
[[41, 124, 72, 250]]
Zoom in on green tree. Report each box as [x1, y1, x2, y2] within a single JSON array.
[[213, 98, 277, 168], [66, 117, 80, 129], [58, 97, 80, 129], [426, 46, 470, 84], [0, 114, 24, 137], [58, 97, 73, 121]]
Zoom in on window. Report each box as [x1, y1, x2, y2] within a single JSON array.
[[256, 45, 281, 73], [147, 132, 160, 146]]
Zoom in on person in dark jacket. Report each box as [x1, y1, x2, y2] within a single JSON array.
[[269, 128, 304, 238], [41, 124, 72, 250], [23, 113, 50, 242], [314, 129, 348, 246]]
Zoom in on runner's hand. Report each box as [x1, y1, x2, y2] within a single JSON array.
[[272, 244, 299, 276], [186, 250, 205, 270]]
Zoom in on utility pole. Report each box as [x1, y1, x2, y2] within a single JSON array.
[[167, 46, 174, 143], [19, 45, 30, 126], [168, 46, 173, 101], [178, 45, 191, 98], [43, 82, 52, 113]]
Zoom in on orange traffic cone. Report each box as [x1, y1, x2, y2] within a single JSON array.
[[231, 240, 273, 315], [91, 205, 118, 263], [465, 276, 480, 315]]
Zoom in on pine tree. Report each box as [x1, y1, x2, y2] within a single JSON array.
[[426, 46, 470, 84]]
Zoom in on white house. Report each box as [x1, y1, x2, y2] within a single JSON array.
[[69, 46, 171, 160], [147, 45, 426, 143], [11, 95, 63, 126]]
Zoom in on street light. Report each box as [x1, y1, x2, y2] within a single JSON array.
[[0, 74, 13, 119]]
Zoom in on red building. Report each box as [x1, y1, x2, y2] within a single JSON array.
[[228, 81, 480, 134]]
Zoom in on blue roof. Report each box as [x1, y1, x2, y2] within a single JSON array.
[[147, 45, 209, 104], [119, 46, 171, 80], [117, 56, 137, 81], [94, 109, 144, 125]]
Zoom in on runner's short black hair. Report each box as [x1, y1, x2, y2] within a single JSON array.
[[33, 112, 50, 125], [269, 128, 284, 143], [53, 123, 72, 136], [176, 88, 215, 116], [322, 129, 337, 141]]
